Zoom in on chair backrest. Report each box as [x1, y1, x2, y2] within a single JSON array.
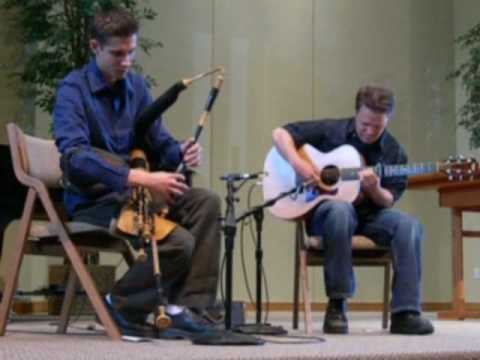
[[7, 123, 62, 189]]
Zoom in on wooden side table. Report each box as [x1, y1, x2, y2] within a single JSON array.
[[409, 173, 480, 319]]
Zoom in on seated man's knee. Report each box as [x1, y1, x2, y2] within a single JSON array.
[[310, 200, 356, 237], [192, 188, 221, 214], [318, 200, 355, 222], [405, 215, 423, 243], [391, 211, 424, 246], [164, 227, 195, 260]]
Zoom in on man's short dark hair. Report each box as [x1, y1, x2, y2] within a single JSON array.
[[355, 85, 395, 115], [91, 7, 139, 44]]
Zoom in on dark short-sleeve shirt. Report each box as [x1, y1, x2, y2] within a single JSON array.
[[283, 117, 408, 216], [53, 58, 182, 215]]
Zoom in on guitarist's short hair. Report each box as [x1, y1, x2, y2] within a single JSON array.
[[355, 85, 395, 115]]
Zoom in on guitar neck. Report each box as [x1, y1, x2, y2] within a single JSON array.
[[380, 162, 439, 178], [341, 162, 439, 180]]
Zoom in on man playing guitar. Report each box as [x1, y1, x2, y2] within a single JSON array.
[[271, 85, 434, 335]]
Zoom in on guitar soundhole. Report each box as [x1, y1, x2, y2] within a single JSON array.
[[321, 165, 340, 186]]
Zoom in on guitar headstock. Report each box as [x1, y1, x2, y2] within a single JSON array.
[[440, 155, 479, 181]]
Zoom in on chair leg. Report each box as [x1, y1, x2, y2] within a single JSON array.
[[0, 190, 36, 336], [39, 188, 121, 341], [55, 228, 121, 340], [293, 224, 300, 330], [57, 265, 78, 334], [382, 261, 391, 329], [300, 249, 313, 335]]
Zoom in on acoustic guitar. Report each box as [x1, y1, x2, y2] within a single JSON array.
[[262, 144, 478, 220]]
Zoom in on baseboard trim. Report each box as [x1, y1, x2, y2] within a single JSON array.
[[13, 301, 49, 314], [11, 300, 480, 315], [245, 302, 472, 312]]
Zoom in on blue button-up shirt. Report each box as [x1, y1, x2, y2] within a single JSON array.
[[53, 58, 182, 215]]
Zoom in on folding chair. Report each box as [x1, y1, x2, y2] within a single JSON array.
[[0, 123, 134, 340]]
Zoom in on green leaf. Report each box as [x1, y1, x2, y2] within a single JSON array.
[[1, 0, 160, 114]]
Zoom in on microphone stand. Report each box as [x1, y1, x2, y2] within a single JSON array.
[[233, 184, 303, 335], [192, 177, 264, 345]]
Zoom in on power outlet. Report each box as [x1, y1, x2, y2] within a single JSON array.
[[474, 267, 480, 280]]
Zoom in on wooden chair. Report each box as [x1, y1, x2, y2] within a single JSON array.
[[293, 221, 391, 335], [0, 123, 135, 340]]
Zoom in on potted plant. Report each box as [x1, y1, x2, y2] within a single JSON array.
[[450, 22, 480, 149], [0, 0, 161, 114]]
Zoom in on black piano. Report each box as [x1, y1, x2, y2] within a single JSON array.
[[0, 144, 27, 257]]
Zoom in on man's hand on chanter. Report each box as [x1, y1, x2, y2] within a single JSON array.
[[181, 138, 202, 167], [147, 172, 189, 204], [128, 169, 189, 204]]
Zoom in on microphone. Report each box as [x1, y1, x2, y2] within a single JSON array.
[[220, 171, 268, 181]]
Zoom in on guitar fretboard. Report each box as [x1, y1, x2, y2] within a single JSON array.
[[339, 162, 439, 180]]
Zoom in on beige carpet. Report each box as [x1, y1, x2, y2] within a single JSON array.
[[1, 313, 480, 360]]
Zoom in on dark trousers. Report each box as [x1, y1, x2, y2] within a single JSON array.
[[73, 188, 221, 320]]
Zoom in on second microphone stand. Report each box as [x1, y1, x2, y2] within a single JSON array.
[[234, 184, 302, 335], [192, 177, 264, 345], [192, 176, 304, 345]]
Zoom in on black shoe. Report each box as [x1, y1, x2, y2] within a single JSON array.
[[100, 294, 158, 339], [191, 307, 224, 328], [323, 299, 348, 334], [390, 311, 434, 335], [169, 308, 209, 333]]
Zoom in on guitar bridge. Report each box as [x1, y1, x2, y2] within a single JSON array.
[[304, 185, 338, 202]]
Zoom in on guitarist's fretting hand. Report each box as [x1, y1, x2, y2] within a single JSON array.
[[359, 168, 380, 192], [358, 168, 394, 208]]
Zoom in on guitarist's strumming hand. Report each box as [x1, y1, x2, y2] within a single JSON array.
[[358, 168, 394, 208], [272, 127, 320, 185], [294, 159, 320, 185]]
